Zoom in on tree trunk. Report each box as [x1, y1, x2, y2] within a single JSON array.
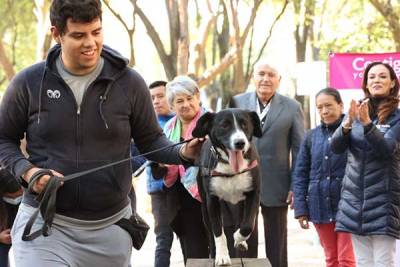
[[34, 0, 51, 61], [368, 0, 400, 51], [177, 0, 189, 74], [229, 0, 245, 94], [0, 41, 15, 81], [134, 0, 176, 79], [293, 0, 316, 130]]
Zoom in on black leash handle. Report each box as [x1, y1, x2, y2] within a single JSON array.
[[22, 170, 62, 241], [21, 138, 193, 241]]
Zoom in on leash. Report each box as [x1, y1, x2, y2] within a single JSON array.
[[22, 138, 194, 241]]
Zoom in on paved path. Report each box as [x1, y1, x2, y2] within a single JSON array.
[[131, 176, 325, 267]]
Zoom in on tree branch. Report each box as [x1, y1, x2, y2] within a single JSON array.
[[134, 0, 175, 79], [104, 0, 136, 66], [248, 0, 289, 84]]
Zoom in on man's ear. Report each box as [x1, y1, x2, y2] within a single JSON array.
[[192, 112, 215, 138], [50, 26, 61, 44], [249, 111, 262, 137]]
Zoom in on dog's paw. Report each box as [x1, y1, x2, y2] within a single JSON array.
[[215, 253, 231, 266], [215, 233, 231, 266], [235, 240, 248, 251], [233, 229, 250, 251]]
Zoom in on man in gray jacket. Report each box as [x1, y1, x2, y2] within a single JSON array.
[[231, 60, 304, 267]]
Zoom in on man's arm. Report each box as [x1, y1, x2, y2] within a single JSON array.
[[0, 71, 34, 179], [126, 71, 196, 165], [288, 102, 305, 206], [290, 102, 305, 173]]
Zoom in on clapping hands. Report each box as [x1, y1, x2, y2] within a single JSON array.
[[343, 99, 372, 129]]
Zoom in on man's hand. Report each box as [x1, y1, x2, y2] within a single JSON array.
[[23, 167, 64, 194], [297, 216, 309, 229], [0, 229, 11, 245], [179, 138, 206, 161], [286, 190, 294, 209]]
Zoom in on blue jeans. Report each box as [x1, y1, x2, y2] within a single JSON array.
[[151, 192, 174, 267]]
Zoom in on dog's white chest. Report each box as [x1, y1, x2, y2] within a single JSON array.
[[210, 163, 253, 204]]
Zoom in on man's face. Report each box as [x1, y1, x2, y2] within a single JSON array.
[[150, 86, 170, 116], [51, 18, 103, 75], [253, 63, 281, 103]]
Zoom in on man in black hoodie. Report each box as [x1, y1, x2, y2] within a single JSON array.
[[0, 0, 202, 266]]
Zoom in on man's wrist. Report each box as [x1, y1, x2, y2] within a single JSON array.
[[178, 145, 193, 163]]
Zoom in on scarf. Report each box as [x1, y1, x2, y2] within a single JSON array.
[[163, 109, 205, 202]]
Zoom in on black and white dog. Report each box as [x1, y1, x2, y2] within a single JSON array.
[[192, 108, 262, 265]]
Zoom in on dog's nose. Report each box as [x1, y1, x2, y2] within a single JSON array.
[[234, 139, 246, 149]]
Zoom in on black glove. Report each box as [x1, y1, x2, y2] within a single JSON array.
[[149, 162, 168, 180]]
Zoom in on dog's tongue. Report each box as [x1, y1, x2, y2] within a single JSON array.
[[228, 150, 248, 173]]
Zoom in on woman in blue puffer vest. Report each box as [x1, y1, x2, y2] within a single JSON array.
[[293, 88, 355, 267], [331, 62, 400, 267]]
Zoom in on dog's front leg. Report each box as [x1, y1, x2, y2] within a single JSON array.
[[234, 190, 260, 251], [207, 195, 231, 266]]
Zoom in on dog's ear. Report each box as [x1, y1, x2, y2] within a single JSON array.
[[249, 111, 263, 137], [192, 112, 215, 138]]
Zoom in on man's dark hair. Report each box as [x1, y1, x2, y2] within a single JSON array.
[[50, 0, 102, 35], [149, 80, 167, 90]]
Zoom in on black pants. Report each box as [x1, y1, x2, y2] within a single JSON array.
[[170, 183, 209, 264], [261, 205, 288, 267], [0, 243, 10, 267]]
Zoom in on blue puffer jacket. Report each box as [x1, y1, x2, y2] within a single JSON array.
[[331, 109, 400, 239], [293, 116, 347, 223]]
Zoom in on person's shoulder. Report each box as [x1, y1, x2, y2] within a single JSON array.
[[234, 91, 253, 99], [233, 91, 254, 104], [8, 61, 45, 89], [277, 93, 301, 108], [101, 45, 145, 84]]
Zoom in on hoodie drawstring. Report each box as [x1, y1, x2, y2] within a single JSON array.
[[99, 69, 127, 129], [37, 68, 48, 125]]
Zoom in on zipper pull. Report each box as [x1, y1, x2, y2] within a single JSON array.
[[77, 106, 81, 115]]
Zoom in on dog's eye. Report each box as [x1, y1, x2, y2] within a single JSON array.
[[220, 121, 230, 129], [240, 122, 248, 130]]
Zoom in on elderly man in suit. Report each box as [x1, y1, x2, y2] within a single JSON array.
[[231, 60, 305, 267]]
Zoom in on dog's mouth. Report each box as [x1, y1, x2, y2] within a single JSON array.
[[228, 150, 248, 173]]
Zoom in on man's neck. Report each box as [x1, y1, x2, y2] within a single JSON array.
[[60, 53, 100, 76], [257, 94, 274, 106]]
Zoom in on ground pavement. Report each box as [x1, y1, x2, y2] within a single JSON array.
[[131, 176, 325, 267]]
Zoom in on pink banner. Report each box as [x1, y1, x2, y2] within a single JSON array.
[[329, 52, 400, 89]]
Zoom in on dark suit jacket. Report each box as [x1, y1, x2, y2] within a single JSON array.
[[232, 92, 305, 206]]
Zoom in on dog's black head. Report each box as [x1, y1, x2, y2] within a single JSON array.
[[193, 108, 262, 172]]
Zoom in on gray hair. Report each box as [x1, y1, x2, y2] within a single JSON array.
[[253, 60, 281, 77], [166, 76, 199, 106]]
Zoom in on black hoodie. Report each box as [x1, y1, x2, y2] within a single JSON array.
[[0, 45, 182, 220]]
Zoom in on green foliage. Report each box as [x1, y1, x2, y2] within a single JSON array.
[[0, 0, 36, 91], [316, 0, 395, 62]]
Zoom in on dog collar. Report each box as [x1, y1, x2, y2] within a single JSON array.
[[211, 160, 258, 178]]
